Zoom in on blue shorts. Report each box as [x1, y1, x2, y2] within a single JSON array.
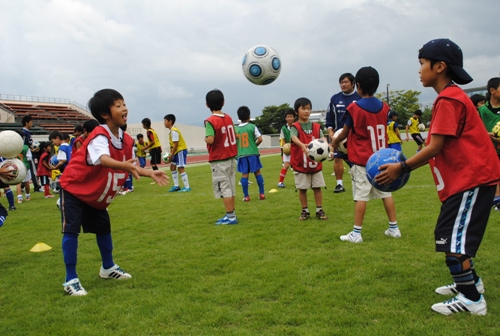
[[333, 150, 348, 160], [60, 188, 111, 235], [138, 156, 146, 168], [237, 156, 263, 174], [171, 149, 188, 168], [388, 143, 402, 151]]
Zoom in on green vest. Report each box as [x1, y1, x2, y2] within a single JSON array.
[[236, 123, 259, 157], [281, 125, 291, 143]]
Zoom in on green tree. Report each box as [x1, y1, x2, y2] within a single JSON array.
[[375, 89, 421, 125], [254, 103, 292, 134]]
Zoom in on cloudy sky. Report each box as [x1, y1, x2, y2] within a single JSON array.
[[1, 0, 499, 126]]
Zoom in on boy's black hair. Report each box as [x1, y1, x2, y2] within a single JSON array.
[[294, 97, 312, 112], [87, 88, 124, 124], [206, 89, 224, 111], [49, 130, 63, 140], [355, 66, 379, 96], [470, 94, 486, 107], [164, 114, 176, 124], [237, 106, 251, 122], [142, 118, 151, 128], [40, 141, 52, 152], [137, 133, 144, 139], [74, 125, 84, 133], [62, 133, 71, 141], [21, 115, 33, 126], [414, 109, 423, 116], [283, 108, 296, 118], [486, 77, 500, 102], [83, 119, 99, 133], [339, 73, 355, 84]]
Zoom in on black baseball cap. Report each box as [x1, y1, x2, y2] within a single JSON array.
[[355, 66, 379, 86], [418, 38, 472, 85]]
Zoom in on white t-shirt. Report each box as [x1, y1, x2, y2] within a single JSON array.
[[87, 125, 135, 165]]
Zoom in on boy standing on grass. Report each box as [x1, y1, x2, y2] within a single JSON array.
[[36, 142, 55, 198], [332, 67, 399, 243], [204, 89, 238, 225], [387, 111, 403, 152], [406, 109, 425, 152], [135, 134, 148, 168], [235, 106, 265, 202], [141, 118, 162, 180], [59, 89, 168, 296], [290, 97, 328, 221], [376, 39, 500, 315], [15, 131, 32, 204], [164, 114, 191, 192], [277, 109, 295, 188]]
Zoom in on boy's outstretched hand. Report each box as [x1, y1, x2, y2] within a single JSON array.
[[150, 170, 169, 186]]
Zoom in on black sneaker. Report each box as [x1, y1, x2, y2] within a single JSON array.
[[8, 205, 16, 210], [334, 184, 345, 193]]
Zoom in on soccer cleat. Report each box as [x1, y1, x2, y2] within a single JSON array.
[[8, 205, 16, 210], [299, 210, 310, 221], [334, 184, 345, 193], [385, 228, 401, 238], [168, 186, 181, 192], [431, 293, 487, 315], [25, 195, 30, 201], [340, 231, 363, 243], [435, 278, 484, 295], [99, 264, 132, 280], [492, 195, 500, 207], [242, 196, 250, 202], [316, 209, 328, 220], [63, 278, 88, 296], [44, 195, 55, 198], [277, 182, 285, 188], [215, 215, 238, 225], [17, 198, 22, 204], [179, 187, 191, 192], [259, 194, 265, 200]]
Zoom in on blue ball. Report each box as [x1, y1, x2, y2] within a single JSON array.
[[366, 148, 410, 192], [50, 155, 59, 166]]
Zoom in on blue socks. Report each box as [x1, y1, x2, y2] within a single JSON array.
[[256, 174, 264, 194], [5, 189, 14, 208], [96, 234, 114, 270], [240, 177, 249, 197], [62, 233, 79, 282]]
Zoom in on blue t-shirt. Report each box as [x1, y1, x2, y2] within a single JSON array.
[[326, 90, 362, 130]]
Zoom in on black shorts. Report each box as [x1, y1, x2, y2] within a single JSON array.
[[150, 147, 162, 165], [411, 133, 425, 146], [60, 188, 111, 235], [435, 185, 496, 257], [0, 180, 9, 189], [39, 176, 50, 186]]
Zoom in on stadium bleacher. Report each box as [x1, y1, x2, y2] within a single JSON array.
[[0, 100, 92, 135]]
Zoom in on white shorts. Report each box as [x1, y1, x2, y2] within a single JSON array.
[[282, 154, 290, 163], [294, 171, 325, 190], [351, 165, 391, 201], [210, 159, 236, 199], [23, 169, 32, 183]]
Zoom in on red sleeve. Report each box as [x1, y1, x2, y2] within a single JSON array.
[[430, 98, 466, 138], [147, 130, 154, 142]]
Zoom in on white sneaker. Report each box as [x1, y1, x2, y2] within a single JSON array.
[[435, 278, 484, 295], [431, 293, 487, 315], [340, 231, 363, 243], [385, 228, 401, 238], [63, 278, 88, 296], [99, 264, 132, 280]]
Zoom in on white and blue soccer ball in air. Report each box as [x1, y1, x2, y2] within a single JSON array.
[[242, 45, 281, 85], [307, 139, 330, 162]]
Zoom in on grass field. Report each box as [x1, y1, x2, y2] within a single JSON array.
[[1, 142, 500, 335]]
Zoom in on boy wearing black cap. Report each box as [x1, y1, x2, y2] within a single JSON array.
[[332, 66, 400, 243], [387, 111, 402, 151], [376, 38, 500, 315]]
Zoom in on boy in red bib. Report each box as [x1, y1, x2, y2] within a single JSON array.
[[59, 89, 168, 296], [377, 39, 500, 315]]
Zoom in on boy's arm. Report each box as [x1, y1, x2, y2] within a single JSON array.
[[256, 136, 262, 146], [375, 134, 446, 185], [291, 135, 307, 154], [331, 125, 349, 149], [100, 155, 169, 185], [205, 121, 215, 145], [405, 120, 410, 141]]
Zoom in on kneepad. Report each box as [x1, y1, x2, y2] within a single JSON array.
[[445, 255, 470, 274]]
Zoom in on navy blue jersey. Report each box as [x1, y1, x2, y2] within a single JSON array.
[[325, 91, 361, 131]]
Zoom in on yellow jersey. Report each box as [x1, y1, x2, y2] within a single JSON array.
[[169, 126, 188, 154]]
